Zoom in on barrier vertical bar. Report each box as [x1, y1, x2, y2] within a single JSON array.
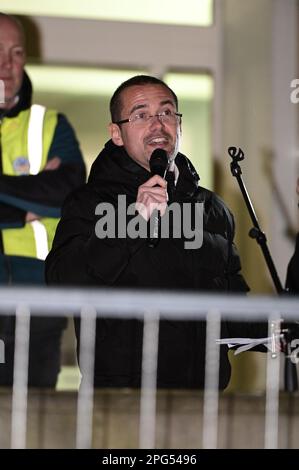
[[76, 306, 97, 449], [202, 309, 221, 449], [264, 316, 281, 449], [139, 310, 160, 449], [11, 305, 30, 449]]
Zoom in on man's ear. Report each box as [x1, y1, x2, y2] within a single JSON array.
[[109, 123, 124, 146]]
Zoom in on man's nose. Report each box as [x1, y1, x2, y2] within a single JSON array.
[[148, 114, 164, 129]]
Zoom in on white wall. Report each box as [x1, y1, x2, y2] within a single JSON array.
[[222, 0, 298, 293], [222, 0, 299, 393], [271, 0, 299, 286]]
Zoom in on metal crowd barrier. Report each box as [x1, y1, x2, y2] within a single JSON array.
[[0, 287, 298, 449]]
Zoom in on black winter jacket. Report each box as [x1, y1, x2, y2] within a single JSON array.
[[46, 140, 264, 389]]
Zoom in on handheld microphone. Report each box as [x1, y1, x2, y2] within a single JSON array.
[[148, 148, 169, 248], [149, 148, 169, 179]]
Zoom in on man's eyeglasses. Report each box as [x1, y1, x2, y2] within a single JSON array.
[[114, 110, 182, 126]]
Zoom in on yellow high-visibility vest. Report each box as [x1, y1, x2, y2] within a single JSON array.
[[1, 105, 60, 260]]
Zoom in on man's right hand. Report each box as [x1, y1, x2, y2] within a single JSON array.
[[136, 175, 168, 221], [44, 156, 61, 171], [25, 211, 40, 222]]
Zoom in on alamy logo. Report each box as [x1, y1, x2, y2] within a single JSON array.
[[290, 339, 299, 364], [94, 195, 204, 249], [290, 79, 299, 103], [0, 80, 4, 104], [0, 339, 4, 363]]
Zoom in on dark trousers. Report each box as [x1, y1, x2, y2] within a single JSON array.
[[0, 255, 67, 387], [0, 316, 67, 387]]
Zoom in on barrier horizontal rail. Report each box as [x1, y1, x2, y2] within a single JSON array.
[[1, 286, 297, 449], [0, 287, 298, 320]]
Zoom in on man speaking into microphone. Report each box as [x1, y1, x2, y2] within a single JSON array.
[[46, 75, 265, 389]]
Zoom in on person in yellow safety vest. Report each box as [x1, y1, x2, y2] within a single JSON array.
[[0, 13, 86, 386]]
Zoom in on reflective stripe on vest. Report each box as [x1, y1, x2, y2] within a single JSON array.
[[28, 105, 49, 260], [30, 220, 49, 260], [28, 104, 46, 175]]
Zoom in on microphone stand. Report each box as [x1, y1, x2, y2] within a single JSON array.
[[228, 146, 298, 392]]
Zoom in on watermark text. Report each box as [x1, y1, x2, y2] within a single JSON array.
[[94, 195, 203, 249]]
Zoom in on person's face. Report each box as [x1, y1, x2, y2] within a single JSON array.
[[0, 18, 25, 108], [109, 84, 181, 171]]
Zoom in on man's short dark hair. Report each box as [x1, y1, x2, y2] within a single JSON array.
[[110, 75, 178, 123]]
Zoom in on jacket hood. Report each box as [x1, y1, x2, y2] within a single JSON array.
[[88, 139, 200, 203], [0, 70, 32, 119]]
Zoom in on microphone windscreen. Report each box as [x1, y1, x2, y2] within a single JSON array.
[[149, 148, 168, 178]]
